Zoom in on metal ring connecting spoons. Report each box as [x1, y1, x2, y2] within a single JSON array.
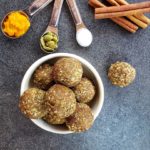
[[40, 0, 64, 53], [1, 0, 53, 39]]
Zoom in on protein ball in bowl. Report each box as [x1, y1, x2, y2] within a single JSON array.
[[108, 61, 136, 87], [44, 84, 76, 118], [33, 64, 53, 90], [19, 88, 47, 119], [53, 58, 83, 87], [73, 77, 96, 103], [66, 103, 94, 132], [43, 112, 65, 125]]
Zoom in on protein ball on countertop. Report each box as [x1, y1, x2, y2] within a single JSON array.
[[44, 84, 76, 118], [108, 61, 136, 87], [19, 88, 47, 119], [43, 112, 65, 125], [33, 64, 53, 90], [53, 58, 83, 87], [66, 103, 94, 132], [73, 78, 96, 103]]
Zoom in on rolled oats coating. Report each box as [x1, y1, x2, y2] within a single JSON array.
[[43, 112, 65, 125], [66, 103, 94, 132], [33, 64, 53, 90], [73, 78, 95, 103], [53, 58, 83, 87], [19, 88, 47, 119], [44, 84, 76, 118], [108, 61, 136, 87]]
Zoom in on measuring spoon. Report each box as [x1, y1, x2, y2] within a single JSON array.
[[40, 0, 64, 53], [66, 0, 93, 47], [1, 0, 53, 39]]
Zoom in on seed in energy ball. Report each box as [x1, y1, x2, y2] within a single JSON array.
[[53, 57, 83, 87], [44, 84, 76, 118], [66, 103, 94, 132], [19, 88, 47, 119], [32, 64, 53, 90], [73, 78, 96, 103], [43, 112, 65, 125], [108, 61, 136, 87]]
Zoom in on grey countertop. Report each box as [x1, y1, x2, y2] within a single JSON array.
[[0, 0, 150, 150]]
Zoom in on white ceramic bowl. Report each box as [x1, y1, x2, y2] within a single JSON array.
[[20, 53, 104, 134]]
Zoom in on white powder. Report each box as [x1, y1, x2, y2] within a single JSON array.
[[76, 28, 93, 47]]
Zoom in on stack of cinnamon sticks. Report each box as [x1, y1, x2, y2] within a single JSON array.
[[88, 0, 150, 33]]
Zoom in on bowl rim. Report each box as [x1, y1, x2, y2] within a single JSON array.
[[20, 53, 104, 134]]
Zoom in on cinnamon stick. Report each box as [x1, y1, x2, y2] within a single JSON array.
[[95, 8, 150, 19], [115, 0, 150, 25], [107, 0, 148, 29], [89, 0, 105, 7], [88, 1, 97, 8], [95, 1, 150, 14], [135, 14, 150, 25], [111, 18, 136, 33], [88, 0, 138, 32]]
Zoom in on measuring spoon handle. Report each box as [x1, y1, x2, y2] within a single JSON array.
[[49, 0, 64, 26], [66, 0, 83, 25], [27, 0, 53, 16]]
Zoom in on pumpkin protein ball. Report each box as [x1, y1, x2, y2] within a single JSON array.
[[66, 103, 94, 132], [73, 78, 96, 103], [44, 84, 76, 118], [108, 61, 136, 87], [53, 57, 83, 87], [19, 88, 47, 119], [43, 112, 65, 125], [32, 64, 53, 90]]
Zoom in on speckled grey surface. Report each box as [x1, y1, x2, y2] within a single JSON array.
[[0, 0, 150, 150]]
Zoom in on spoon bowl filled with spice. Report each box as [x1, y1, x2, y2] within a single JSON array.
[[1, 0, 53, 39], [66, 0, 93, 47], [40, 0, 64, 53], [1, 11, 31, 39]]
